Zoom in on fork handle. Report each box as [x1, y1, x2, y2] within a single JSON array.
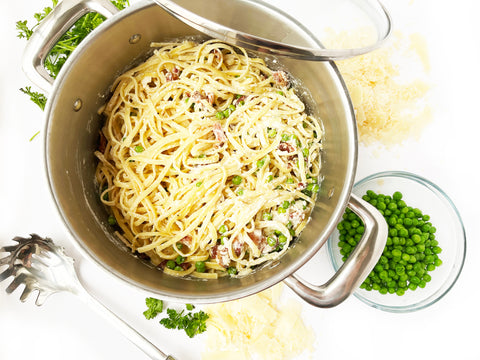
[[77, 287, 176, 360]]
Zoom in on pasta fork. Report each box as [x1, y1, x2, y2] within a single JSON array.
[[0, 234, 176, 360]]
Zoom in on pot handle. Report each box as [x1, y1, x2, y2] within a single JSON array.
[[22, 0, 119, 94], [284, 193, 388, 307]]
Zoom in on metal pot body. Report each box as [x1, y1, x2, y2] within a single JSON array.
[[26, 0, 387, 306]]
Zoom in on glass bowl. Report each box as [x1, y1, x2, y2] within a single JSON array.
[[327, 171, 466, 313]]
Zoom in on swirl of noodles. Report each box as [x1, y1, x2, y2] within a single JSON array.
[[95, 40, 323, 278]]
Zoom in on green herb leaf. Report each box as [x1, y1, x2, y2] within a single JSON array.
[[143, 297, 164, 320], [19, 87, 47, 110], [159, 308, 209, 338], [29, 130, 41, 142], [17, 0, 130, 109]]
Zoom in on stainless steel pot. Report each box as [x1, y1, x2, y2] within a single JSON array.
[[23, 0, 388, 307]]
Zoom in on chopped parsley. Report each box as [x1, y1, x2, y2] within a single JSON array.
[[143, 298, 209, 338], [159, 308, 209, 338], [143, 297, 164, 320], [16, 0, 130, 111]]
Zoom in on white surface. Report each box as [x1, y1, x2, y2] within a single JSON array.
[[0, 0, 479, 359]]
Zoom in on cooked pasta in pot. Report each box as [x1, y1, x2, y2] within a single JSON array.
[[94, 39, 323, 278]]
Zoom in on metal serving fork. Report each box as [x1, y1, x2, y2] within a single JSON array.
[[0, 234, 176, 360]]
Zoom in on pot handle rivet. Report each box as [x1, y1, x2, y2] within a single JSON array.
[[73, 98, 83, 111], [129, 34, 142, 45]]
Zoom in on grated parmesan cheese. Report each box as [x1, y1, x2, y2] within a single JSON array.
[[202, 283, 315, 360], [325, 30, 432, 146]]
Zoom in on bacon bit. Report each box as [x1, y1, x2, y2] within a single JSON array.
[[206, 91, 215, 105], [180, 262, 191, 270], [191, 91, 205, 103], [278, 142, 295, 153], [248, 229, 263, 246], [248, 229, 268, 253], [297, 182, 306, 190], [289, 207, 306, 227], [211, 49, 223, 64], [210, 245, 218, 259], [210, 244, 230, 268], [232, 237, 245, 257], [213, 123, 227, 145], [286, 155, 297, 169], [98, 131, 107, 153], [272, 70, 290, 87], [233, 95, 246, 106], [165, 67, 180, 82], [158, 259, 168, 270], [179, 235, 192, 246]]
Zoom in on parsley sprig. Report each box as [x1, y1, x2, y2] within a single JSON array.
[[143, 298, 209, 338], [16, 0, 130, 110], [143, 297, 164, 320], [20, 87, 48, 111], [160, 308, 209, 338]]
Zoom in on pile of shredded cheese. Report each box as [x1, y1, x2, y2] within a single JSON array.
[[325, 30, 432, 146], [202, 284, 315, 360]]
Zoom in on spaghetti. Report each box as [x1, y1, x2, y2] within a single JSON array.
[[95, 40, 323, 278]]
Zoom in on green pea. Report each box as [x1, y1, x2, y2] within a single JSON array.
[[108, 215, 117, 226], [166, 260, 176, 270], [267, 236, 277, 247], [263, 213, 273, 221], [232, 175, 242, 185], [281, 200, 290, 209], [195, 261, 206, 273], [257, 158, 266, 168], [227, 267, 238, 275], [393, 191, 403, 201], [134, 145, 144, 153]]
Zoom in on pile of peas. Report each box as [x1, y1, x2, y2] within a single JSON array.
[[337, 190, 442, 296]]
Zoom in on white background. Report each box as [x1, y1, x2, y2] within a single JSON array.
[[1, 0, 479, 359]]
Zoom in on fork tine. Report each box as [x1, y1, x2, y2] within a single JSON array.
[[0, 245, 21, 253], [5, 273, 27, 294], [19, 285, 35, 302], [0, 267, 13, 282], [0, 255, 11, 267], [35, 291, 51, 306]]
